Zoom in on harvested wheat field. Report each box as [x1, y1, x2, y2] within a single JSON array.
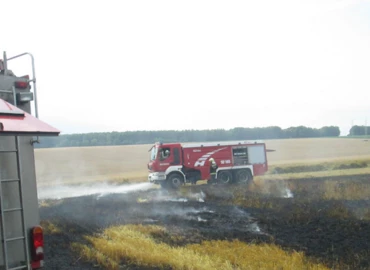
[[36, 137, 370, 269], [34, 137, 370, 187]]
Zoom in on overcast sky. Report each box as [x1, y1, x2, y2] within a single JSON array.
[[2, 0, 370, 136]]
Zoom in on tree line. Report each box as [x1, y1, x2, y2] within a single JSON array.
[[348, 125, 370, 136], [34, 125, 341, 148]]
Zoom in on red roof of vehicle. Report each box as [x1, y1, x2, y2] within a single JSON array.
[[0, 99, 60, 136]]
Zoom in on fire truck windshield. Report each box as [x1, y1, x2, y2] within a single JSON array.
[[150, 146, 158, 161]]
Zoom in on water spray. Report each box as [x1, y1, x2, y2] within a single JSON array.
[[38, 182, 154, 200]]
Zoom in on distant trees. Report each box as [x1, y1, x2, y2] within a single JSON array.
[[348, 125, 370, 136], [34, 125, 341, 149]]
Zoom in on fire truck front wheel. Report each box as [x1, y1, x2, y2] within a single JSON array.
[[217, 170, 233, 185], [167, 173, 184, 189]]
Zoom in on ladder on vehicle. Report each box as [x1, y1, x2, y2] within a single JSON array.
[[0, 86, 30, 269], [0, 136, 29, 270]]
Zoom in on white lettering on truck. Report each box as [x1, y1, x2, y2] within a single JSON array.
[[194, 147, 227, 167]]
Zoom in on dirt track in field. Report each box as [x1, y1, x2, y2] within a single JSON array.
[[39, 176, 370, 270]]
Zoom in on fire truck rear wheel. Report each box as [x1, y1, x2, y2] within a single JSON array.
[[235, 169, 252, 184], [167, 173, 184, 189]]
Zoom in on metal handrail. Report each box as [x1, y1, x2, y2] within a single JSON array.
[[5, 52, 38, 119], [3, 52, 40, 144]]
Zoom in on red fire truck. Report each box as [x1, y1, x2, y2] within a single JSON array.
[[0, 51, 60, 269], [148, 140, 268, 189]]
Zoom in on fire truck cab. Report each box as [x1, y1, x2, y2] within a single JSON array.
[[148, 140, 268, 189], [0, 51, 60, 270]]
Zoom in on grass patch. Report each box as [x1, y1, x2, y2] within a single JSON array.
[[259, 167, 370, 182], [268, 159, 369, 175], [71, 243, 119, 269], [199, 177, 370, 222], [322, 181, 370, 200], [74, 224, 329, 270], [188, 240, 329, 270], [40, 220, 61, 234]]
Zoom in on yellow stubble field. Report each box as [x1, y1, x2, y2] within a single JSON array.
[[34, 137, 370, 187]]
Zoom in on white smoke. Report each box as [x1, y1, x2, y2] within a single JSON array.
[[259, 180, 294, 198], [197, 216, 207, 222], [283, 187, 294, 198], [141, 189, 207, 203], [188, 190, 206, 202], [147, 205, 214, 220], [248, 222, 261, 233], [166, 198, 188, 202], [37, 182, 154, 200]]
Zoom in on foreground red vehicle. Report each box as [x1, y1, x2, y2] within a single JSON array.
[[0, 51, 60, 269], [147, 140, 268, 189]]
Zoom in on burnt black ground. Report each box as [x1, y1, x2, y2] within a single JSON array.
[[39, 179, 370, 270]]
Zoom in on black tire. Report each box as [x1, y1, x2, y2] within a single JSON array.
[[235, 169, 252, 184], [167, 173, 184, 189], [217, 170, 233, 185]]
